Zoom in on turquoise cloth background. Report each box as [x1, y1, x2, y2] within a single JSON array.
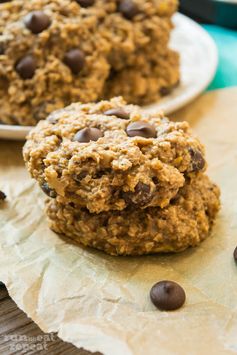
[[203, 25, 237, 90]]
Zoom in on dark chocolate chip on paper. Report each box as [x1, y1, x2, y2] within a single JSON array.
[[150, 281, 186, 311]]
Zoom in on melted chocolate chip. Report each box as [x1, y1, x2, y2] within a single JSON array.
[[234, 247, 237, 263], [104, 108, 130, 120], [24, 11, 51, 34], [189, 148, 205, 172], [73, 127, 103, 143], [150, 281, 186, 311], [64, 49, 85, 74], [0, 190, 6, 201], [15, 55, 37, 80], [41, 182, 57, 198], [124, 182, 153, 207], [75, 0, 95, 7], [118, 0, 139, 20], [126, 121, 156, 138]]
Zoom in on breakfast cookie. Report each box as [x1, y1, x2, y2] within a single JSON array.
[[24, 97, 206, 214], [0, 0, 110, 125], [103, 49, 179, 105], [46, 174, 220, 256], [0, 0, 179, 126]]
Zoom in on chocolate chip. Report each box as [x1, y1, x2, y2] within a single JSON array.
[[150, 281, 186, 311], [0, 1, 12, 3], [104, 108, 130, 120], [0, 191, 6, 201], [124, 182, 153, 207], [41, 182, 57, 198], [15, 55, 37, 80], [234, 247, 237, 263], [126, 121, 156, 138], [73, 171, 88, 182], [24, 11, 51, 34], [160, 86, 171, 96], [0, 44, 5, 55], [189, 148, 205, 172], [75, 0, 95, 7], [152, 176, 159, 184], [64, 49, 85, 74], [73, 127, 103, 143], [118, 0, 139, 19]]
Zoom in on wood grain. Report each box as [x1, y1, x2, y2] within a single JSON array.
[[0, 284, 100, 355]]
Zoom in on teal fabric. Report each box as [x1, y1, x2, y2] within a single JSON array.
[[203, 25, 237, 90]]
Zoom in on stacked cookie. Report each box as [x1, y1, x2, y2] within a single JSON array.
[[23, 97, 220, 256], [0, 0, 179, 126]]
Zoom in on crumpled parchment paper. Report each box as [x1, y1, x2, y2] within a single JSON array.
[[0, 88, 237, 355]]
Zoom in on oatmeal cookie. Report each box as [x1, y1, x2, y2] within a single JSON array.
[[46, 174, 220, 256], [0, 0, 110, 125], [0, 0, 179, 126], [24, 97, 206, 214], [103, 49, 179, 105]]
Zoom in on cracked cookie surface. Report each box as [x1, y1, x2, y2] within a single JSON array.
[[24, 97, 207, 214]]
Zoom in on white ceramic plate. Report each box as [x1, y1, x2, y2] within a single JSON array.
[[0, 13, 218, 141]]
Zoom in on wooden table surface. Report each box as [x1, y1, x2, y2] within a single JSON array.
[[0, 284, 99, 354]]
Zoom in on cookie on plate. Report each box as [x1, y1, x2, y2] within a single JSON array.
[[23, 97, 206, 214], [46, 174, 220, 256], [0, 0, 179, 125]]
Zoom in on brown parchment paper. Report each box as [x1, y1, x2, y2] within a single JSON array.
[[1, 88, 237, 355]]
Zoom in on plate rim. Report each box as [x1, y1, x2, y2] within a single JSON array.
[[143, 13, 218, 115], [0, 13, 218, 140]]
